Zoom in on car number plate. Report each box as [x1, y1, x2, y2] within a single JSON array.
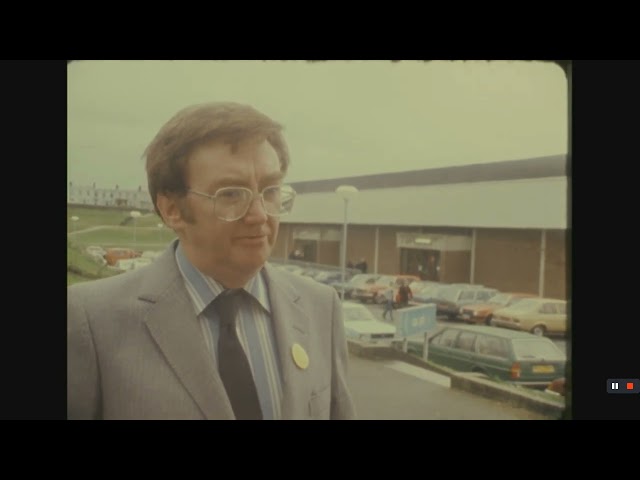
[[532, 365, 555, 373]]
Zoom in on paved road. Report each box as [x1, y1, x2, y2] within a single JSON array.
[[347, 353, 553, 420]]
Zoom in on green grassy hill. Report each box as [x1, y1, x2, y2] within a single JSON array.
[[67, 205, 176, 285], [67, 241, 122, 286]]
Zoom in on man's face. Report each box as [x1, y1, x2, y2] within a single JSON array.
[[172, 138, 283, 282]]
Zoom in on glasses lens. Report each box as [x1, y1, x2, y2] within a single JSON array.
[[263, 185, 295, 216], [212, 185, 296, 221], [215, 187, 252, 221]]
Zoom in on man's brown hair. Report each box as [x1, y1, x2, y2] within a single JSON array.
[[143, 102, 290, 217]]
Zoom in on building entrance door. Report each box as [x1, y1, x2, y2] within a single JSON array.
[[400, 248, 441, 281]]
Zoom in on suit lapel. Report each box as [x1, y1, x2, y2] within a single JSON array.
[[138, 244, 234, 420], [263, 263, 312, 420]]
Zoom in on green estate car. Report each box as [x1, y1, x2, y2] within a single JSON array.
[[409, 325, 566, 388]]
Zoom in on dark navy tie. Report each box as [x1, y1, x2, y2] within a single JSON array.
[[213, 289, 263, 420]]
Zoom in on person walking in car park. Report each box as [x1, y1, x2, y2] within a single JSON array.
[[382, 285, 395, 321], [397, 280, 412, 308]]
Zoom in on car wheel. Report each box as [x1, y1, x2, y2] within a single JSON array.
[[531, 325, 546, 336]]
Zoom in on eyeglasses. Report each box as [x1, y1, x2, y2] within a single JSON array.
[[187, 184, 296, 222]]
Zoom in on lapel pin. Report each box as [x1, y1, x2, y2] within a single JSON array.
[[291, 343, 309, 370]]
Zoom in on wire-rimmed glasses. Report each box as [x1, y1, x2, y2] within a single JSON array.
[[188, 184, 296, 222]]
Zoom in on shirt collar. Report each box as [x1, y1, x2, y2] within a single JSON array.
[[174, 241, 270, 316]]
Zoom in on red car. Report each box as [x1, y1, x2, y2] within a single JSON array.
[[104, 247, 141, 266], [352, 274, 420, 305], [459, 292, 537, 325]]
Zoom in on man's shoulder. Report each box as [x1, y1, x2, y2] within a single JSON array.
[[68, 262, 172, 304], [69, 268, 144, 298]]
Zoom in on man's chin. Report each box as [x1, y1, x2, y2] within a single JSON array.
[[232, 248, 270, 270]]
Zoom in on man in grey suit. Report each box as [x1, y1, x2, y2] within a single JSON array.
[[67, 102, 357, 420]]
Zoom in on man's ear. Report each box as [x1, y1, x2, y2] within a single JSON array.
[[156, 193, 185, 231]]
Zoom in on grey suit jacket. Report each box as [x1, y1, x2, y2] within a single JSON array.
[[67, 242, 357, 420]]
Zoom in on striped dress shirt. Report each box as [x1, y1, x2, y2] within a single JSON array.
[[175, 243, 284, 419]]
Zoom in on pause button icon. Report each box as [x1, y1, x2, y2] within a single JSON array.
[[608, 379, 639, 393]]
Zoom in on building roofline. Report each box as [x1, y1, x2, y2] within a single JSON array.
[[289, 154, 567, 194]]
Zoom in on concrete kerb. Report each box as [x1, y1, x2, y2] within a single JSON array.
[[347, 339, 566, 419]]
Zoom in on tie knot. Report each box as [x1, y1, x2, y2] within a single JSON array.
[[213, 289, 245, 328]]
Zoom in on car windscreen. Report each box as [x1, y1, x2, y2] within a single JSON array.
[[441, 288, 462, 302], [505, 298, 540, 311], [511, 339, 565, 361], [487, 293, 511, 305], [349, 275, 379, 285], [417, 285, 439, 297], [459, 290, 477, 301]]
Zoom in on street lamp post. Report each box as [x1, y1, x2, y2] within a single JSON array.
[[335, 185, 359, 301], [130, 210, 141, 250]]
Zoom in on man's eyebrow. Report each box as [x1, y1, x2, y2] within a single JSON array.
[[205, 173, 285, 191], [260, 173, 285, 185], [206, 177, 249, 190]]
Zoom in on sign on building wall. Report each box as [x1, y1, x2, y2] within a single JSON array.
[[293, 228, 321, 241], [293, 228, 341, 241], [396, 232, 472, 251]]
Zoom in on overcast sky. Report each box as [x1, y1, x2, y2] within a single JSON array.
[[67, 60, 568, 190]]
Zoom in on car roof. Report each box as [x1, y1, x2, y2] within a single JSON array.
[[436, 324, 554, 339], [516, 297, 566, 303]]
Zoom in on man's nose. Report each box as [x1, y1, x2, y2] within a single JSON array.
[[242, 194, 268, 223]]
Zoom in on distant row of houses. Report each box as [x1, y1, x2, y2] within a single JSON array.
[[67, 182, 154, 211]]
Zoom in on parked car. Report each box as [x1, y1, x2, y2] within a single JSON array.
[[408, 324, 567, 388], [115, 257, 153, 271], [459, 292, 537, 325], [341, 301, 397, 344], [412, 283, 446, 304], [104, 247, 141, 266], [140, 250, 162, 261], [435, 285, 499, 320], [86, 245, 107, 257], [301, 268, 324, 279], [407, 281, 440, 296], [491, 297, 568, 337], [352, 274, 420, 305], [314, 270, 348, 286], [333, 274, 381, 299], [276, 264, 306, 275]]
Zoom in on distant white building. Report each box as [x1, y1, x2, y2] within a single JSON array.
[[67, 182, 154, 211]]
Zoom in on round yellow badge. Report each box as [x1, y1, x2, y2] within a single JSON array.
[[291, 343, 309, 370]]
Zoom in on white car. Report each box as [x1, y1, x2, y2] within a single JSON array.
[[140, 250, 162, 261], [86, 245, 107, 257], [341, 301, 396, 344], [114, 257, 153, 272]]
